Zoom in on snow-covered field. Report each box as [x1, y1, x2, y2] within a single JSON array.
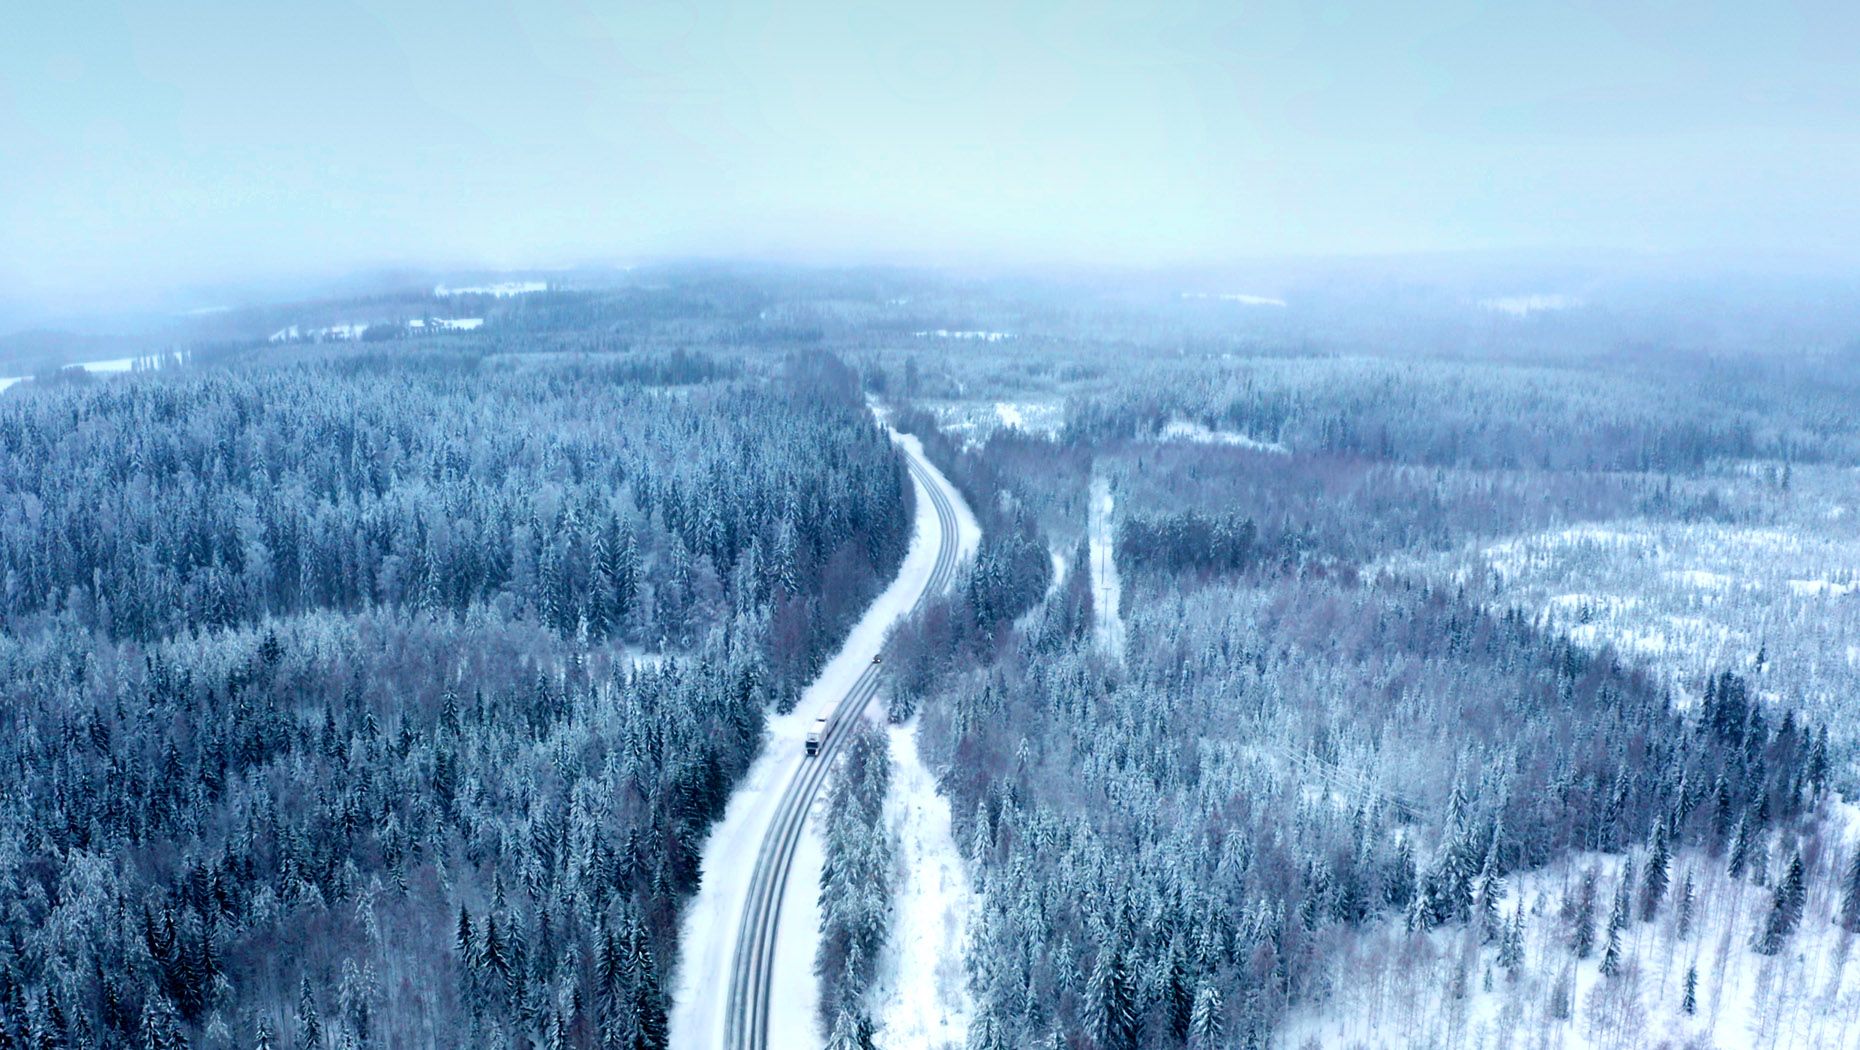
[[270, 317, 484, 343], [1180, 291, 1288, 307], [932, 399, 1064, 448], [1156, 417, 1289, 454], [668, 429, 977, 1050], [1480, 293, 1583, 316], [270, 322, 371, 343], [1281, 818, 1860, 1050], [434, 280, 547, 297], [0, 353, 168, 392], [912, 330, 1013, 342]]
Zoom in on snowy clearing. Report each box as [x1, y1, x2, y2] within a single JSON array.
[[434, 280, 547, 297], [1479, 293, 1583, 316], [1393, 506, 1860, 742], [1089, 474, 1126, 660], [0, 354, 168, 392], [912, 330, 1013, 342], [1180, 291, 1288, 307], [867, 719, 977, 1050], [270, 322, 369, 343], [1157, 417, 1289, 454]]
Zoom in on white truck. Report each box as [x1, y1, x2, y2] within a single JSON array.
[[805, 718, 828, 757]]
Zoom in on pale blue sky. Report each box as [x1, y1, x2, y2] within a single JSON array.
[[4, 1, 1857, 311]]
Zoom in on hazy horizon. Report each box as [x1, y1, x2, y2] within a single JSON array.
[[6, 1, 1859, 319]]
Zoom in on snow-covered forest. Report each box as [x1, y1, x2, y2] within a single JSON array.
[[0, 338, 912, 1048], [3, 263, 1860, 1050], [851, 296, 1860, 1049]]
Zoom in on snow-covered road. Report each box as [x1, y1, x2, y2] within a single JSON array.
[[669, 429, 976, 1050]]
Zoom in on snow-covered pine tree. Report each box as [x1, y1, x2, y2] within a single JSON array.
[[1498, 902, 1525, 976], [1755, 852, 1807, 955], [1838, 847, 1860, 933], [1188, 979, 1224, 1049], [1639, 822, 1671, 922]]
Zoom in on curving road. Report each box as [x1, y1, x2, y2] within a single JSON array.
[[671, 433, 965, 1050]]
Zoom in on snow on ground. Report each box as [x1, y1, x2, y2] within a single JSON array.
[[669, 428, 976, 1050], [273, 318, 485, 343], [931, 400, 1064, 448], [912, 330, 1013, 342], [1157, 417, 1289, 454], [1396, 510, 1860, 739], [1280, 817, 1860, 1050], [1789, 578, 1858, 598], [434, 280, 547, 297], [270, 322, 369, 343], [1089, 474, 1126, 660], [867, 720, 977, 1050], [1180, 291, 1288, 307], [1480, 293, 1583, 316], [0, 354, 167, 393]]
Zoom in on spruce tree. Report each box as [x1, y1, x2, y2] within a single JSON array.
[[1839, 848, 1860, 933], [1682, 966, 1698, 1015], [1639, 824, 1671, 922], [295, 977, 321, 1050], [1756, 852, 1807, 955], [1599, 920, 1622, 978], [1188, 980, 1223, 1049], [1497, 903, 1525, 975], [1568, 870, 1597, 959], [1728, 816, 1753, 880], [1086, 945, 1137, 1050]]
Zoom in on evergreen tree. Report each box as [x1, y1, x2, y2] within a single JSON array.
[[1756, 852, 1807, 955], [1086, 945, 1137, 1050], [1497, 903, 1525, 975], [1682, 966, 1698, 1015], [1188, 979, 1223, 1049], [1599, 920, 1622, 978], [1728, 816, 1753, 880], [1676, 871, 1696, 940], [295, 978, 321, 1050], [1839, 848, 1860, 933], [1639, 823, 1671, 922], [1567, 869, 1597, 960]]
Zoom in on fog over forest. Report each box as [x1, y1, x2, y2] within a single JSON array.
[[4, 4, 1860, 1050]]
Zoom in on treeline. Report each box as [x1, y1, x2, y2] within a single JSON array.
[[814, 724, 893, 1047], [1115, 511, 1269, 578], [0, 349, 912, 1050], [1062, 355, 1856, 472]]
